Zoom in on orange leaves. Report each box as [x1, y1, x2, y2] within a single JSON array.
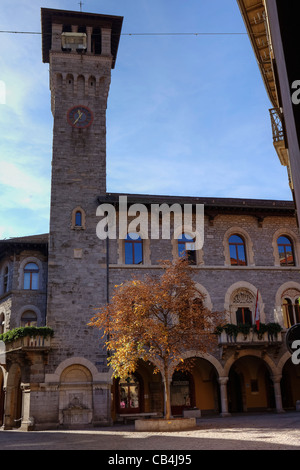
[[89, 257, 224, 379]]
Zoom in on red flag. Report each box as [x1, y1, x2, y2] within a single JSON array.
[[255, 290, 260, 331]]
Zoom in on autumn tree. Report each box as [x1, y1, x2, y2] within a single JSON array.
[[89, 257, 224, 420]]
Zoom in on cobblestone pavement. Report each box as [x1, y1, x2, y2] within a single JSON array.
[[1, 412, 300, 451]]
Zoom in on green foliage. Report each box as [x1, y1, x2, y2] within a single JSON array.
[[237, 323, 251, 336], [0, 326, 54, 344], [215, 322, 282, 338]]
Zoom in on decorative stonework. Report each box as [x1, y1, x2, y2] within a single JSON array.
[[232, 289, 255, 305]]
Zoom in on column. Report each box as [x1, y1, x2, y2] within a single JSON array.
[[218, 377, 231, 417], [20, 383, 34, 431], [272, 374, 285, 413], [101, 28, 112, 56], [86, 26, 93, 53], [2, 385, 13, 429], [52, 23, 63, 51]]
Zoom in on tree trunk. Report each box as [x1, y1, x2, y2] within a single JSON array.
[[164, 361, 172, 420]]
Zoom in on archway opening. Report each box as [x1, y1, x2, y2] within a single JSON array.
[[6, 364, 22, 428], [227, 356, 275, 413], [171, 357, 220, 416], [112, 360, 163, 421], [281, 358, 300, 410]]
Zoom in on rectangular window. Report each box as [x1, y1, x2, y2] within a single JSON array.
[[125, 234, 143, 265], [23, 273, 31, 290], [31, 272, 39, 290], [125, 242, 133, 264], [250, 379, 259, 393], [236, 307, 252, 325]]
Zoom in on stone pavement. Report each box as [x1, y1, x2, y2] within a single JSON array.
[[1, 412, 300, 451]]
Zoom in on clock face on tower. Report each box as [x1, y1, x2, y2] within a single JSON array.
[[67, 105, 93, 129]]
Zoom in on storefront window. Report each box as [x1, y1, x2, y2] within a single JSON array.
[[118, 375, 140, 412]]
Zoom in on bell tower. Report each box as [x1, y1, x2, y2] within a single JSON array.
[[41, 8, 123, 381]]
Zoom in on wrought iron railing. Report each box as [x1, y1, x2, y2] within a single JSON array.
[[269, 108, 284, 143]]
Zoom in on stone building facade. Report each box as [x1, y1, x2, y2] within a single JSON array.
[[0, 7, 300, 430]]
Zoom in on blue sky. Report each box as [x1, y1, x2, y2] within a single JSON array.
[[0, 0, 293, 239]]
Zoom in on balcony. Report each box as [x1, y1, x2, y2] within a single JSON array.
[[269, 108, 289, 167], [0, 327, 53, 364], [216, 323, 283, 357]]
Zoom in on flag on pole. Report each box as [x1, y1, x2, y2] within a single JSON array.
[[255, 290, 260, 331]]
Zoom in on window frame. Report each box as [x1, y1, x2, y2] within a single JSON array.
[[229, 234, 247, 266], [282, 296, 300, 328], [117, 374, 141, 414], [71, 206, 86, 230], [23, 262, 39, 290], [177, 233, 197, 265], [21, 310, 38, 327], [236, 307, 252, 325], [277, 235, 295, 266], [124, 233, 143, 265]]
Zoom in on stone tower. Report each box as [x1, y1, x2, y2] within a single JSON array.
[[40, 8, 123, 426]]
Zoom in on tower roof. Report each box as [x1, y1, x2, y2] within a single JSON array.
[[41, 7, 123, 67]]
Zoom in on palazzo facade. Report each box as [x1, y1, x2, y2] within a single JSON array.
[[0, 7, 300, 430]]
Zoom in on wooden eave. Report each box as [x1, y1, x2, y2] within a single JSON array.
[[98, 193, 295, 223], [0, 234, 49, 260], [236, 0, 279, 108]]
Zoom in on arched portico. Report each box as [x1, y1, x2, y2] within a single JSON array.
[[224, 351, 284, 413], [277, 353, 300, 410]]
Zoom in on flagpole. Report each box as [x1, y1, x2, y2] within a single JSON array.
[[255, 289, 260, 332]]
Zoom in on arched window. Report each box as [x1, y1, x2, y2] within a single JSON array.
[[229, 235, 247, 266], [125, 233, 143, 265], [230, 288, 256, 325], [178, 234, 196, 265], [23, 263, 39, 290], [282, 297, 300, 328], [71, 207, 85, 230], [3, 266, 9, 293], [21, 311, 37, 327], [75, 211, 82, 227], [277, 236, 295, 266]]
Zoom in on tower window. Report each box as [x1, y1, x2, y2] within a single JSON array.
[[91, 27, 101, 55], [72, 207, 86, 230], [229, 235, 247, 266], [23, 263, 39, 290], [75, 211, 82, 227]]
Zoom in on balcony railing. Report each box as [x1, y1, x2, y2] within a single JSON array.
[[5, 335, 52, 353], [269, 108, 290, 168], [216, 323, 283, 346], [0, 327, 53, 359], [269, 108, 284, 143]]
